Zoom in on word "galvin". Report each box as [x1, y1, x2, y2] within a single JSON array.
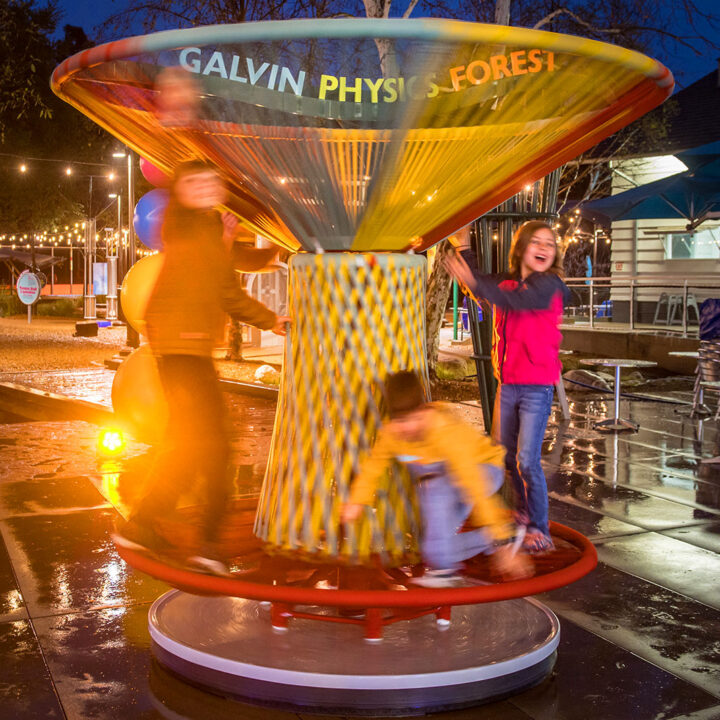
[[179, 48, 306, 96]]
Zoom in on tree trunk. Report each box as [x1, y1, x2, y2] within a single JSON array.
[[425, 239, 454, 377], [494, 0, 511, 25], [225, 318, 243, 361], [363, 0, 400, 76]]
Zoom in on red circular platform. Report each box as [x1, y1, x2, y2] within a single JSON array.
[[115, 520, 596, 608]]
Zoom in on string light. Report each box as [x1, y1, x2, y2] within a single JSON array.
[[19, 163, 27, 173], [0, 223, 89, 250]]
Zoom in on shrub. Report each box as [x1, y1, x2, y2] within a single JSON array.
[[0, 288, 25, 317], [37, 298, 78, 317]]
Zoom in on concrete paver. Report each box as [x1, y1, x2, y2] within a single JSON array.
[[0, 368, 719, 718]]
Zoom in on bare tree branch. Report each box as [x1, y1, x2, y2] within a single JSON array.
[[533, 7, 621, 34], [402, 0, 420, 19]]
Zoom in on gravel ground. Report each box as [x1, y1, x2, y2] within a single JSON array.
[[0, 317, 275, 379], [0, 315, 487, 431], [0, 316, 127, 373]]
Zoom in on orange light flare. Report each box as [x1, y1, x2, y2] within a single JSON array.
[[98, 427, 126, 456]]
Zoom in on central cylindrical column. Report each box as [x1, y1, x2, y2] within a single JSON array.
[[255, 252, 429, 564]]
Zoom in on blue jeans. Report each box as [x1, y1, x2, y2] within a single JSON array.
[[413, 463, 504, 570], [494, 384, 553, 537]]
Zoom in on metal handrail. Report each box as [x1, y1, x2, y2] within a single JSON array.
[[563, 274, 720, 335], [565, 274, 720, 284]]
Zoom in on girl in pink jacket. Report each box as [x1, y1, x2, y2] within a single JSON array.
[[447, 221, 568, 553]]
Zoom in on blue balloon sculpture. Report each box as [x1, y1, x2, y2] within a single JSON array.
[[133, 188, 169, 250]]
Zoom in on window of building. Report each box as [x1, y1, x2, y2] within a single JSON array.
[[664, 227, 720, 259]]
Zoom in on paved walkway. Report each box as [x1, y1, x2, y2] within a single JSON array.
[[1, 384, 719, 719]]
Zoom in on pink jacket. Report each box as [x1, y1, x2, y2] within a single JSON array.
[[491, 277, 566, 385], [458, 251, 568, 385]]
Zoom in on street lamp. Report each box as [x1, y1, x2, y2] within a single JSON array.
[[108, 193, 122, 236], [111, 148, 139, 347], [106, 192, 121, 321], [60, 166, 124, 319], [110, 148, 136, 276]]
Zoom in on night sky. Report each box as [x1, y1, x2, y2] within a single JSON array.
[[55, 0, 719, 88]]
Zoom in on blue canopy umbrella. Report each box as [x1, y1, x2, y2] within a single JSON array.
[[582, 142, 720, 230]]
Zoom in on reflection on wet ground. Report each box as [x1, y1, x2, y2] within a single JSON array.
[[1, 377, 720, 719], [1, 368, 117, 407]]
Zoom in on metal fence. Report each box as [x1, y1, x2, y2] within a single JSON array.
[[564, 274, 720, 336]]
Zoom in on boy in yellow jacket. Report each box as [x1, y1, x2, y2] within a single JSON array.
[[341, 371, 531, 587]]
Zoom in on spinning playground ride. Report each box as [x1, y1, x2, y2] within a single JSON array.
[[53, 19, 671, 714]]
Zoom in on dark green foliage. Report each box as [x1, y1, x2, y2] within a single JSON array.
[[0, 2, 113, 235], [0, 0, 57, 140], [36, 297, 79, 316], [0, 286, 25, 316]]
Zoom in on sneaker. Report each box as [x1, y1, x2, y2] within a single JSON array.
[[522, 529, 555, 554], [187, 555, 232, 577], [410, 569, 464, 588], [186, 544, 232, 577], [112, 518, 169, 554]]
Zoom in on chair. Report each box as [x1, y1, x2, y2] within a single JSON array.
[[666, 295, 683, 325], [653, 293, 671, 325], [668, 293, 699, 326], [596, 300, 612, 318]]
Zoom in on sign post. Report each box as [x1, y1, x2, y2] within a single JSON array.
[[16, 270, 41, 323]]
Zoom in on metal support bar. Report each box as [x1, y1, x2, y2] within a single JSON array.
[[593, 366, 638, 432], [452, 280, 458, 341], [554, 379, 570, 420]]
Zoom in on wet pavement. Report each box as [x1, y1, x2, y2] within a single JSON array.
[[1, 378, 720, 719], [0, 368, 117, 407]]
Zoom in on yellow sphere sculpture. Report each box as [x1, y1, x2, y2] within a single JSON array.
[[111, 344, 168, 444], [120, 253, 164, 336]]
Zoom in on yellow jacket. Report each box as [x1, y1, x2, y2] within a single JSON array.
[[349, 403, 513, 541]]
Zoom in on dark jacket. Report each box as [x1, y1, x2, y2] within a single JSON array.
[[144, 207, 277, 357]]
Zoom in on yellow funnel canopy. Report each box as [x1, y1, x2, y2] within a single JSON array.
[[52, 19, 672, 252]]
